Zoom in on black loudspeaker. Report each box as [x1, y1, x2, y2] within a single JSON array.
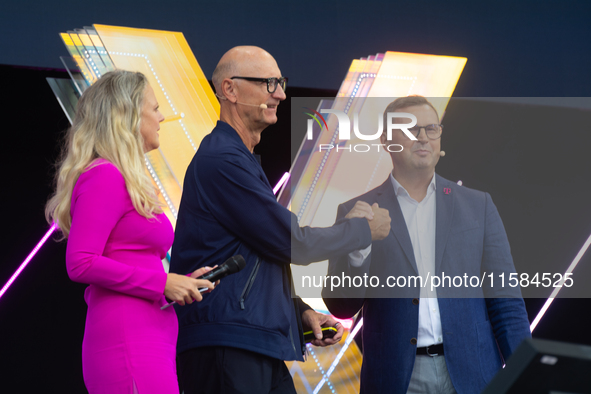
[[482, 338, 591, 394]]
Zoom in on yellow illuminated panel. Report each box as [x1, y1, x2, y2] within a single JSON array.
[[60, 25, 220, 226], [94, 25, 219, 226], [370, 51, 467, 112], [292, 51, 466, 229], [93, 25, 219, 204]]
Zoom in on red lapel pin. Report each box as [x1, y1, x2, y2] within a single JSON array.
[[443, 187, 451, 195]]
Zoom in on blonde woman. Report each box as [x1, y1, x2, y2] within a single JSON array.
[[46, 70, 214, 393]]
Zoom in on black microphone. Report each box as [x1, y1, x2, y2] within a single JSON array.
[[196, 255, 246, 282], [161, 255, 246, 309]]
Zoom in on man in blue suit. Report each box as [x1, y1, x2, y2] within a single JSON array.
[[323, 96, 531, 393]]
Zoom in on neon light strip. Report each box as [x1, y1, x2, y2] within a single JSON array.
[[313, 317, 364, 394], [0, 223, 58, 300], [273, 172, 290, 195], [530, 232, 591, 332], [307, 344, 335, 393], [145, 157, 178, 219]]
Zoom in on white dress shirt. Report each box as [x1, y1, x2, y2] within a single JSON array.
[[349, 173, 443, 347]]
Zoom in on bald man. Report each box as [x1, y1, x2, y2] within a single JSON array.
[[170, 46, 390, 394]]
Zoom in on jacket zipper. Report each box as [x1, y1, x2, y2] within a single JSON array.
[[239, 257, 261, 310], [289, 326, 297, 357], [286, 264, 307, 358]]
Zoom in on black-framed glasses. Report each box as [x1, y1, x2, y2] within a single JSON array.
[[231, 76, 288, 93], [408, 124, 443, 140]]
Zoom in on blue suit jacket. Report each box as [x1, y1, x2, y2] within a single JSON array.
[[323, 175, 531, 394]]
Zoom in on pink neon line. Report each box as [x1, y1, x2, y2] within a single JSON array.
[[350, 317, 363, 337], [530, 297, 555, 332], [273, 172, 290, 195], [0, 223, 58, 300], [530, 232, 591, 332]]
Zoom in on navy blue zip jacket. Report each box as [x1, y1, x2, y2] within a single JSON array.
[[170, 121, 372, 361]]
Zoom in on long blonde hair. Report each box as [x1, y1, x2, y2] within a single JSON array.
[[45, 70, 162, 238]]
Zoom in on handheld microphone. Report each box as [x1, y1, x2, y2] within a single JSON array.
[[237, 102, 268, 109], [439, 151, 446, 157], [161, 255, 246, 310], [197, 255, 246, 282]]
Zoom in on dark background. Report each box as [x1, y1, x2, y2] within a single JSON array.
[[2, 0, 591, 392], [2, 0, 591, 97]]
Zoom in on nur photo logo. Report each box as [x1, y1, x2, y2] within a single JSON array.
[[303, 108, 419, 153]]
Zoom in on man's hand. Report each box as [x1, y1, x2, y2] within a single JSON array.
[[369, 203, 391, 240], [345, 201, 374, 220], [345, 201, 390, 241], [301, 309, 344, 347]]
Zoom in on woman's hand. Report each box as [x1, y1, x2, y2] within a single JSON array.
[[190, 266, 221, 291], [164, 271, 215, 306]]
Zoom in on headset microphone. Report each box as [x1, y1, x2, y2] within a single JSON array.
[[440, 151, 446, 157], [216, 93, 268, 109], [237, 102, 268, 109]]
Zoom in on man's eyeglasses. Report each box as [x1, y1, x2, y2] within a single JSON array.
[[408, 124, 443, 140], [231, 76, 288, 93]]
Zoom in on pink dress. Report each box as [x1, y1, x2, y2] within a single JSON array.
[[66, 159, 177, 394]]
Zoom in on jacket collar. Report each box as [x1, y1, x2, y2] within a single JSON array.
[[374, 174, 456, 275]]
